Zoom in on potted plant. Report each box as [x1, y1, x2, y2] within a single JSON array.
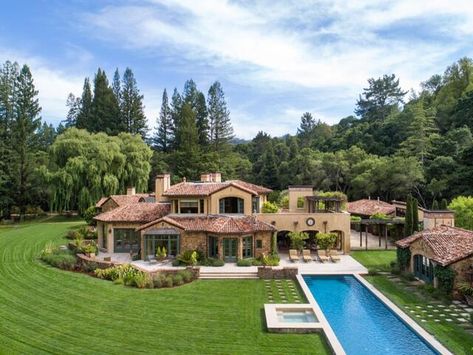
[[315, 233, 337, 256], [458, 282, 473, 305], [156, 246, 167, 261]]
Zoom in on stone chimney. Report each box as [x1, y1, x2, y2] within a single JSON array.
[[201, 173, 211, 183], [210, 172, 221, 183], [126, 187, 136, 195], [155, 174, 171, 202]]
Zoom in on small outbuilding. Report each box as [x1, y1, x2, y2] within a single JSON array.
[[396, 226, 473, 290]]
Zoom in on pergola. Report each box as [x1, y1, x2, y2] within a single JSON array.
[[306, 196, 343, 213], [356, 218, 404, 250]]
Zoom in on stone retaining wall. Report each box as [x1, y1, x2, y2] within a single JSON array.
[[257, 266, 298, 279]]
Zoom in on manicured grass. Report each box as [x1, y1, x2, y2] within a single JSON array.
[[352, 250, 473, 354], [351, 250, 396, 271], [263, 279, 306, 304], [0, 219, 329, 354]]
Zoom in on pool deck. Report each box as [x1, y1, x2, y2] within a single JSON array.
[[111, 253, 368, 274]]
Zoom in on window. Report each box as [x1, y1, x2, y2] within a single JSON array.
[[173, 200, 178, 213], [242, 236, 253, 258], [208, 236, 218, 257], [297, 197, 305, 209], [413, 254, 434, 283], [200, 199, 205, 214], [114, 229, 139, 253], [252, 196, 260, 213], [144, 234, 179, 259], [102, 223, 107, 249], [180, 200, 199, 213], [219, 197, 244, 214], [256, 239, 263, 249]]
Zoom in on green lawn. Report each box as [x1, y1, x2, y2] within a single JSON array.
[[352, 250, 473, 355], [0, 218, 329, 354]]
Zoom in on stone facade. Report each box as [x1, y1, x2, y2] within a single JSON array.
[[257, 266, 298, 279]]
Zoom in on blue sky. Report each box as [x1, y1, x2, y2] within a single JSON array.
[[1, 0, 472, 139]]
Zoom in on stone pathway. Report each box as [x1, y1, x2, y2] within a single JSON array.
[[264, 279, 305, 304], [403, 302, 473, 330]]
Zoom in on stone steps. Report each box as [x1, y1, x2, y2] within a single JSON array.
[[199, 271, 259, 280]]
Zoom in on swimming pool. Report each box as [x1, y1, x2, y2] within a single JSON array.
[[303, 275, 438, 355]]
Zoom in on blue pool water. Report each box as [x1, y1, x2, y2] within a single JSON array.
[[303, 275, 438, 355]]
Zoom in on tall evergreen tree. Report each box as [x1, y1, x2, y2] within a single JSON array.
[[11, 64, 41, 216], [195, 91, 209, 146], [208, 81, 233, 153], [75, 78, 93, 130], [183, 79, 198, 107], [90, 68, 121, 135], [120, 68, 148, 138], [0, 61, 18, 217], [297, 112, 315, 147], [112, 68, 121, 103], [440, 198, 449, 210], [154, 89, 173, 152], [173, 103, 201, 179], [355, 74, 408, 121], [404, 195, 413, 236], [431, 199, 439, 210], [412, 197, 419, 232], [170, 88, 182, 148]]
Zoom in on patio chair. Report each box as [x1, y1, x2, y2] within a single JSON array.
[[318, 250, 330, 263], [302, 249, 313, 262], [329, 249, 341, 263], [289, 249, 300, 262]]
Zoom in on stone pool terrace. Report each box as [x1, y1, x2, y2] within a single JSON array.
[[93, 252, 368, 275]]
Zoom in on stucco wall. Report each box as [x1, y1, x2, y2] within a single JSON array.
[[100, 199, 118, 213], [423, 216, 454, 230], [256, 212, 351, 253], [209, 186, 253, 215], [98, 221, 143, 253], [288, 187, 312, 212], [450, 256, 473, 289]]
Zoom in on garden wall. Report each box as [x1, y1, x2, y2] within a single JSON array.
[[257, 266, 298, 279]]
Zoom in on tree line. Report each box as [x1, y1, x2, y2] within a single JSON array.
[[1, 57, 473, 217]]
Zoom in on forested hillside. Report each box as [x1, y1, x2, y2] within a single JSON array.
[[1, 58, 473, 217]]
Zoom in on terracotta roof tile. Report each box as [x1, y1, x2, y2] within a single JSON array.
[[94, 203, 170, 223], [137, 214, 276, 234], [162, 180, 271, 197], [396, 226, 473, 266], [95, 197, 109, 208], [348, 199, 395, 217]]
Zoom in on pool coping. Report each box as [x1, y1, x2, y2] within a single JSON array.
[[296, 272, 453, 355]]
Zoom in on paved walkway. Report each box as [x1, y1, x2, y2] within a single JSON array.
[[350, 229, 396, 250]]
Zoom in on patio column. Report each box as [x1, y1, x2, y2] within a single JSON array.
[[384, 225, 388, 250]]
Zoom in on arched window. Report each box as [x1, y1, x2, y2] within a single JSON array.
[[219, 197, 244, 214]]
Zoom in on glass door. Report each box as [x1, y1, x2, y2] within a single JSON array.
[[208, 236, 218, 258], [223, 238, 238, 262]]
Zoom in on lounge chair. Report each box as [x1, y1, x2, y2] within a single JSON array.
[[329, 249, 341, 263], [318, 250, 330, 263], [289, 249, 299, 262], [302, 249, 313, 262]]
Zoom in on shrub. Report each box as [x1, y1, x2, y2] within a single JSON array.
[[262, 253, 280, 266], [80, 261, 99, 273], [172, 259, 182, 267], [40, 246, 77, 271], [288, 231, 309, 251], [350, 216, 361, 223], [164, 276, 174, 288], [370, 212, 390, 220], [133, 272, 153, 289], [279, 195, 289, 209], [78, 225, 97, 240], [390, 261, 401, 275], [66, 230, 81, 240], [315, 233, 337, 251], [434, 265, 455, 294], [396, 247, 411, 271], [177, 250, 198, 266], [252, 258, 263, 266], [156, 246, 167, 260], [95, 264, 139, 282], [237, 258, 253, 267], [262, 201, 278, 213], [173, 274, 184, 286], [178, 270, 193, 283], [200, 258, 224, 267], [400, 272, 416, 282], [458, 282, 473, 296], [153, 274, 165, 288], [82, 206, 97, 225]]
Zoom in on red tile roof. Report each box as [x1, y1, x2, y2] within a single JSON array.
[[94, 203, 170, 223], [96, 194, 152, 208], [137, 214, 276, 234], [348, 199, 396, 217], [162, 180, 272, 197], [396, 226, 473, 266]]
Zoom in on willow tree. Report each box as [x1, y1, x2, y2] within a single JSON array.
[[41, 128, 152, 213]]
